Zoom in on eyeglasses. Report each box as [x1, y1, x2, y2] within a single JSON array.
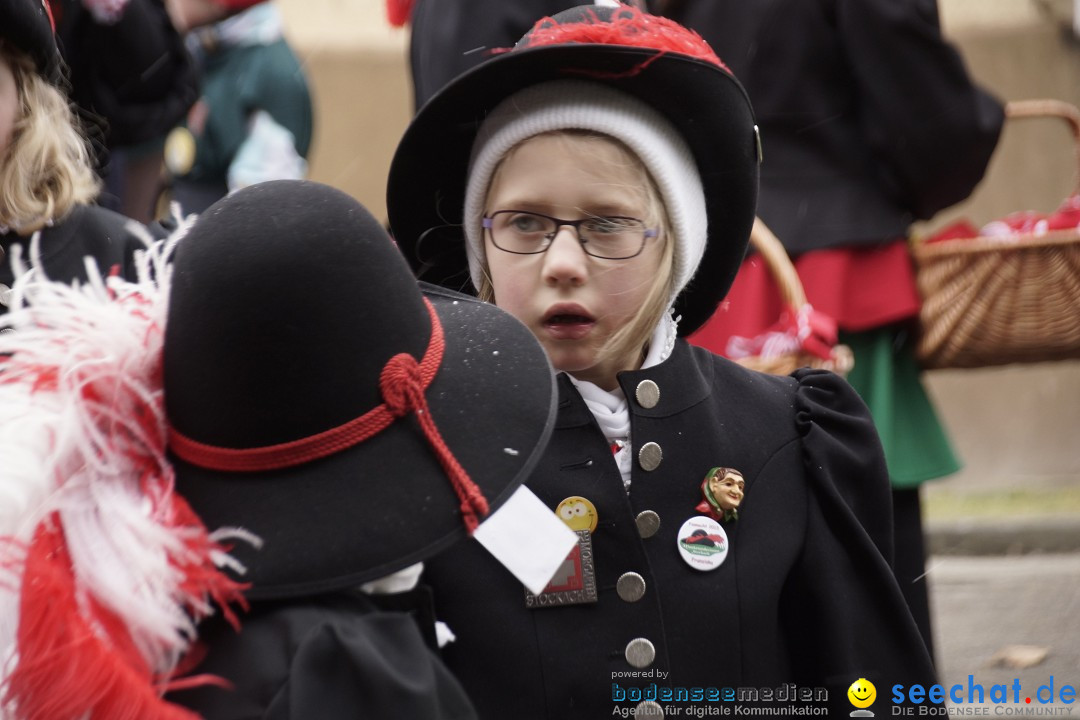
[[482, 210, 658, 260]]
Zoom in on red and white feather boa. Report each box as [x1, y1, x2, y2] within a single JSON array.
[[0, 214, 255, 720]]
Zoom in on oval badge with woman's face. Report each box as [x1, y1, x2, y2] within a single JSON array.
[[676, 515, 728, 571]]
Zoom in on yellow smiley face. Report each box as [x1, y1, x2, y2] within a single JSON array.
[[848, 678, 877, 709], [555, 496, 597, 533]]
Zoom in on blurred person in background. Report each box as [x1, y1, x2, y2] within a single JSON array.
[[661, 0, 1004, 662], [1, 0, 151, 310], [162, 0, 312, 214], [48, 0, 198, 223], [390, 0, 640, 111]]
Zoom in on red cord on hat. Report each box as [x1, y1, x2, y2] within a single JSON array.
[[380, 353, 489, 532], [168, 298, 490, 532]]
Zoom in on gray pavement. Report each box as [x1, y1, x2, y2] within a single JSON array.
[[920, 361, 1080, 559], [919, 456, 1080, 712], [928, 516, 1080, 556], [928, 553, 1080, 712]]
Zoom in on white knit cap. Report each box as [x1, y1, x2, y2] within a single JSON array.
[[463, 80, 707, 307]]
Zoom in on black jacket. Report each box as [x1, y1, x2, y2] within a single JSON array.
[[661, 0, 1004, 252], [1, 204, 146, 313], [54, 0, 198, 153], [408, 0, 570, 110], [423, 340, 935, 718], [168, 590, 478, 719]]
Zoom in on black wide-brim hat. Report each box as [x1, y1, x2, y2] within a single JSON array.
[[165, 180, 557, 601], [386, 4, 759, 335], [0, 0, 61, 82]]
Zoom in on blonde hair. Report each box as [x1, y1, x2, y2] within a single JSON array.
[[0, 44, 100, 233], [478, 130, 676, 371]]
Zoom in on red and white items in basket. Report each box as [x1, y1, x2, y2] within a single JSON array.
[[726, 303, 839, 365], [927, 193, 1080, 243]]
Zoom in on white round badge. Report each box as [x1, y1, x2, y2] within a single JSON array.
[[676, 516, 729, 571]]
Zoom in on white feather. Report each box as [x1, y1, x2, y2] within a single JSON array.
[[0, 210, 253, 685]]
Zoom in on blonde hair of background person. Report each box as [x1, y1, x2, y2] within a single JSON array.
[[0, 42, 99, 235]]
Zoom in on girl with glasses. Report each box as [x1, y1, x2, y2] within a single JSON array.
[[387, 5, 936, 718]]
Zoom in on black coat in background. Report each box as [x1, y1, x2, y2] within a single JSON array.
[[408, 0, 570, 110], [659, 0, 1003, 253], [423, 340, 935, 719], [52, 0, 198, 160]]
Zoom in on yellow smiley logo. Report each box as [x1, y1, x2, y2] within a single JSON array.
[[555, 496, 597, 533], [848, 678, 877, 709]]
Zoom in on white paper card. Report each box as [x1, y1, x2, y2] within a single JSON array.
[[473, 485, 578, 595]]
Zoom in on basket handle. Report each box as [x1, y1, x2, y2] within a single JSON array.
[[1004, 99, 1080, 193], [749, 217, 807, 309], [742, 218, 855, 375]]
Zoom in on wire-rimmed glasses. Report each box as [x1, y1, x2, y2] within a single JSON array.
[[482, 210, 658, 260]]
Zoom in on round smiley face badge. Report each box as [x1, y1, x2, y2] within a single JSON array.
[[847, 678, 877, 717], [555, 496, 598, 533], [676, 515, 728, 571]]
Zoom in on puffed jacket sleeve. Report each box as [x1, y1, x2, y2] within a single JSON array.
[[838, 0, 1004, 219], [792, 368, 895, 564], [783, 369, 936, 711]]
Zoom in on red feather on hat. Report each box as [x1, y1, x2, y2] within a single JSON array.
[[517, 5, 727, 71]]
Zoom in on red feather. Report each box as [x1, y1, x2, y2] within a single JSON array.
[[386, 0, 415, 27], [521, 6, 727, 71], [3, 521, 201, 720]]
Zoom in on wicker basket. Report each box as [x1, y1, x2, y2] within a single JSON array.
[[913, 99, 1080, 370], [732, 218, 854, 376]]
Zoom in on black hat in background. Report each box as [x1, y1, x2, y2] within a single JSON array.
[[0, 0, 62, 82], [386, 3, 759, 335], [165, 180, 557, 601]]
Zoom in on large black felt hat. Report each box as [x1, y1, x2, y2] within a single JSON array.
[[165, 180, 557, 601], [386, 4, 759, 335], [0, 0, 61, 82]]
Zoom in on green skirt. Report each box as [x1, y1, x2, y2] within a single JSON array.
[[840, 327, 961, 488]]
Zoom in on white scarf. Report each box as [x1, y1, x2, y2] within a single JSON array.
[[215, 3, 283, 47], [566, 312, 678, 490]]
